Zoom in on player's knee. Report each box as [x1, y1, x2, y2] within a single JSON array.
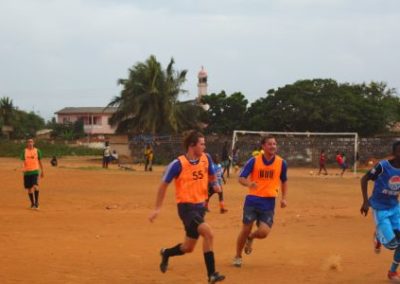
[[384, 238, 399, 250], [258, 230, 268, 239]]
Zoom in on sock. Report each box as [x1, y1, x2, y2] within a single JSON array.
[[219, 201, 225, 209], [28, 193, 34, 205], [34, 190, 39, 205], [164, 243, 185, 258], [204, 251, 215, 277], [218, 192, 224, 202], [391, 247, 400, 272]]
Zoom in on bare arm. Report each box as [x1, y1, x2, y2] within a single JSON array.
[[239, 177, 257, 188], [360, 174, 370, 216], [209, 174, 222, 193], [280, 181, 288, 208], [39, 159, 44, 178], [148, 182, 169, 222]]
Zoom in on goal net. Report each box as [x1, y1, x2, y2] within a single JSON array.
[[232, 130, 359, 173]]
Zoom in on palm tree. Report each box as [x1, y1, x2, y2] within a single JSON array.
[[107, 55, 204, 134], [0, 97, 14, 138]]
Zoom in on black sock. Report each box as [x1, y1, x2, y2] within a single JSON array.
[[34, 191, 39, 205], [164, 243, 185, 257], [204, 251, 215, 277], [28, 193, 34, 205]]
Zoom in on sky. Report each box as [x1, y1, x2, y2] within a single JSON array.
[[0, 0, 399, 120]]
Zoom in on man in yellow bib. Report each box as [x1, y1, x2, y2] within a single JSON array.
[[233, 135, 288, 267], [149, 131, 225, 284], [20, 138, 44, 209]]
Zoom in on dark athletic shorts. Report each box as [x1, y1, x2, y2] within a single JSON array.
[[243, 205, 274, 228], [24, 174, 38, 189], [177, 203, 206, 239]]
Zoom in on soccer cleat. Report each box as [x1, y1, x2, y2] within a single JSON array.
[[220, 208, 228, 214], [208, 272, 225, 284], [387, 271, 400, 282], [159, 248, 169, 273], [232, 257, 242, 267], [244, 237, 253, 255], [373, 234, 381, 254]]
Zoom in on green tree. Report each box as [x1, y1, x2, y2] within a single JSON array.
[[107, 55, 204, 134], [201, 91, 248, 134], [0, 97, 15, 138], [244, 79, 400, 136], [0, 97, 14, 125], [11, 110, 45, 139]]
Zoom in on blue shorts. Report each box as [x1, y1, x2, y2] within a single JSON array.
[[373, 205, 400, 246], [242, 206, 274, 228]]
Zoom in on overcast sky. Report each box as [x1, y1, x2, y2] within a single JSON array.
[[1, 0, 399, 120]]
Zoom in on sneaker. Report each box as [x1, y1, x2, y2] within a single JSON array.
[[159, 248, 169, 273], [220, 208, 228, 214], [30, 204, 37, 209], [35, 203, 39, 209], [373, 234, 381, 254], [208, 272, 225, 284], [244, 237, 253, 255], [232, 257, 242, 267], [388, 271, 400, 282]]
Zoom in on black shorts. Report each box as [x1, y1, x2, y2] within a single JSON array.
[[24, 174, 38, 189], [177, 203, 206, 239]]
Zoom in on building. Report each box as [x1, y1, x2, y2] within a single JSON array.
[[55, 107, 118, 135]]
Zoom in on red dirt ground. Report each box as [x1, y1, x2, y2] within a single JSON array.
[[0, 157, 393, 283]]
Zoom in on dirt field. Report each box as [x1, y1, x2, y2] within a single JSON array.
[[0, 157, 393, 284]]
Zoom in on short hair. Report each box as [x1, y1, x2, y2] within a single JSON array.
[[260, 135, 276, 145], [183, 131, 204, 151], [393, 141, 400, 154]]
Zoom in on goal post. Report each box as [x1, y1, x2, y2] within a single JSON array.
[[232, 130, 359, 174]]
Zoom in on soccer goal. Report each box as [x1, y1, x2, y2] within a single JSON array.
[[231, 130, 359, 174]]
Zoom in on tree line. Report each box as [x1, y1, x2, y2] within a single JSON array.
[[2, 55, 399, 138], [108, 56, 400, 137]]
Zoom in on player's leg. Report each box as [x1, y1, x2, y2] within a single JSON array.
[[387, 206, 400, 280], [245, 210, 274, 254], [374, 209, 400, 280], [198, 223, 225, 283], [33, 175, 39, 208], [235, 205, 257, 265], [218, 191, 227, 213], [205, 187, 215, 212], [24, 175, 35, 208], [159, 205, 202, 273], [234, 222, 253, 266]]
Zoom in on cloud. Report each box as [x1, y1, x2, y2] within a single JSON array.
[[0, 0, 399, 119]]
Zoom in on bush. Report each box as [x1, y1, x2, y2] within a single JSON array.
[[0, 140, 102, 158]]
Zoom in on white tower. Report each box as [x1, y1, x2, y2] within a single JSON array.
[[197, 66, 208, 100]]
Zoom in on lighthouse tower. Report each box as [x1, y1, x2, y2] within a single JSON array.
[[197, 66, 208, 101]]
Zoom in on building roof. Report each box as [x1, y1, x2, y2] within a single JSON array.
[[55, 107, 118, 115]]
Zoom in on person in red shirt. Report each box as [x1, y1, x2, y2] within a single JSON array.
[[336, 151, 347, 176], [318, 150, 328, 175]]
